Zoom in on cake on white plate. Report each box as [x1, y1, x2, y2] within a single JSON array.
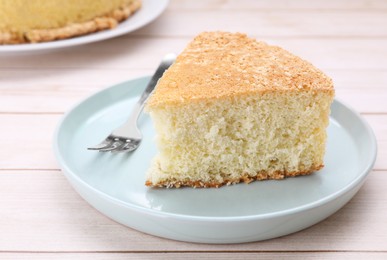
[[145, 31, 335, 188], [0, 0, 141, 44]]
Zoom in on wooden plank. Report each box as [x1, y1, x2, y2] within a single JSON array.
[[0, 252, 386, 260], [326, 70, 387, 89], [0, 37, 183, 70], [0, 114, 385, 170], [0, 69, 151, 113], [266, 39, 387, 70], [0, 68, 386, 113], [335, 88, 387, 114], [0, 115, 59, 170], [169, 0, 387, 10], [0, 170, 386, 251], [131, 9, 387, 37], [1, 38, 386, 70]]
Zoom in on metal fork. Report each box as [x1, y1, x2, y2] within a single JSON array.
[[87, 53, 176, 153]]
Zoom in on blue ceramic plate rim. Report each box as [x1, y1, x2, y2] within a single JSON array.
[[53, 76, 377, 222]]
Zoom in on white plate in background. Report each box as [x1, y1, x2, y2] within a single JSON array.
[[0, 0, 169, 54]]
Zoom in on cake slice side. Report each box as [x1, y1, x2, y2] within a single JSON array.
[[145, 31, 334, 188], [146, 89, 333, 188]]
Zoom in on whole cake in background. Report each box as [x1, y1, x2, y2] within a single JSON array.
[[0, 0, 141, 44], [145, 31, 335, 188]]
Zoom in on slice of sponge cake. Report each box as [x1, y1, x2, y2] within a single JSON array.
[[145, 31, 334, 188]]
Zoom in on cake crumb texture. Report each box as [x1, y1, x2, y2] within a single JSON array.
[[145, 32, 334, 188]]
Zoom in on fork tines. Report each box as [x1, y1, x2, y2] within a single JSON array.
[[88, 136, 141, 153]]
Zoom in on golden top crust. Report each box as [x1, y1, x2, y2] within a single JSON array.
[[146, 31, 334, 109]]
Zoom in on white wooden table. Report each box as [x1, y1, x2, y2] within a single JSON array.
[[1, 0, 386, 259]]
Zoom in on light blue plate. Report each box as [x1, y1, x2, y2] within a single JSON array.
[[54, 76, 377, 243]]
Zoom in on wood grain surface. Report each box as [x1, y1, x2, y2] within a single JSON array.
[[0, 0, 386, 259]]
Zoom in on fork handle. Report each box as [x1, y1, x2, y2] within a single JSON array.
[[112, 53, 176, 137], [137, 53, 176, 111]]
